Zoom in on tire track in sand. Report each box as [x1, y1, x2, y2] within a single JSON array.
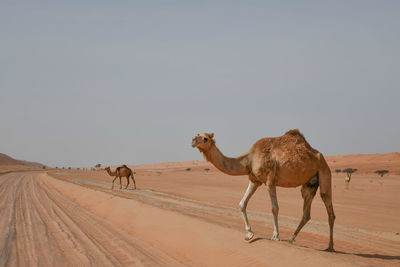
[[0, 172, 183, 267]]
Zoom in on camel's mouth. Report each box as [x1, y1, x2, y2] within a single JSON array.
[[191, 138, 198, 148]]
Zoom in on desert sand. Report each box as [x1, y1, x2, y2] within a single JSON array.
[[1, 153, 399, 266]]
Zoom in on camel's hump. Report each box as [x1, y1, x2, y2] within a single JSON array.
[[284, 129, 304, 138]]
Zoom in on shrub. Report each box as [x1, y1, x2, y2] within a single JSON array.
[[375, 170, 389, 177]]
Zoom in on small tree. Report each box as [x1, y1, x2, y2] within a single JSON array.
[[343, 168, 357, 180], [335, 169, 341, 174], [95, 164, 101, 168], [375, 170, 389, 177], [42, 166, 46, 169]]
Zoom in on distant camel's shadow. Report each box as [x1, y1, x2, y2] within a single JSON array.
[[248, 236, 400, 261]]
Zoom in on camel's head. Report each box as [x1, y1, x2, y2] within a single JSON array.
[[105, 166, 110, 171], [192, 133, 214, 152]]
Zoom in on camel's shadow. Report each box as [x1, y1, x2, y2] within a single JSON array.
[[334, 251, 400, 261], [248, 236, 400, 261], [249, 237, 291, 244]]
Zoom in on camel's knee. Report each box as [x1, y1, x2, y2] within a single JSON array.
[[320, 192, 331, 201], [271, 205, 279, 217], [329, 211, 336, 222], [239, 201, 246, 212]]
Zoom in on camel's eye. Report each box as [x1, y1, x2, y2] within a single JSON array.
[[204, 138, 208, 142]]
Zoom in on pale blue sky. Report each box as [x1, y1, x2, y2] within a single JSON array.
[[1, 1, 399, 167]]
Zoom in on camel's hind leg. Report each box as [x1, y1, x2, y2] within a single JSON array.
[[239, 180, 260, 241], [125, 176, 130, 189], [131, 174, 136, 189], [289, 177, 318, 244], [320, 190, 335, 251]]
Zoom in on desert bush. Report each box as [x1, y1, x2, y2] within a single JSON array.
[[95, 164, 101, 168], [335, 169, 341, 174], [186, 168, 191, 171], [204, 168, 210, 172], [375, 170, 389, 177]]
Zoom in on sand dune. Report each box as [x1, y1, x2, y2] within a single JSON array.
[[326, 152, 400, 174], [0, 153, 44, 173]]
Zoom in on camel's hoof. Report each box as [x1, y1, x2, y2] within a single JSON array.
[[245, 231, 254, 241], [288, 236, 295, 244], [270, 234, 280, 241], [324, 247, 335, 252]]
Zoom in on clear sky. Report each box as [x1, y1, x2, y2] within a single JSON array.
[[1, 1, 399, 167]]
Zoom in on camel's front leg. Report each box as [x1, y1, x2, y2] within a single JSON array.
[[267, 183, 280, 241], [239, 181, 260, 241], [111, 176, 118, 189]]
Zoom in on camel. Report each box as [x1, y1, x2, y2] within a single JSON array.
[[105, 165, 136, 190], [192, 129, 335, 252], [345, 176, 351, 190]]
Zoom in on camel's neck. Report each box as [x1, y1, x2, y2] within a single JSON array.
[[106, 169, 116, 176], [202, 144, 250, 176]]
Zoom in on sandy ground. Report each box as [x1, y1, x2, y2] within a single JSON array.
[[0, 164, 43, 173], [1, 164, 399, 266]]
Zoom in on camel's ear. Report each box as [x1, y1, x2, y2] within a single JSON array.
[[207, 133, 214, 139]]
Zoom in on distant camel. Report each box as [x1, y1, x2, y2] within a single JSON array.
[[192, 129, 335, 252], [105, 165, 136, 190]]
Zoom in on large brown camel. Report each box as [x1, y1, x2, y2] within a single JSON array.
[[105, 165, 136, 190], [192, 129, 335, 252]]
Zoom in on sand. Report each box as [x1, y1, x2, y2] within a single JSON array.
[[1, 155, 399, 266]]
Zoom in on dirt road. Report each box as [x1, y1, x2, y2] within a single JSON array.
[[1, 171, 399, 266], [0, 172, 180, 266]]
